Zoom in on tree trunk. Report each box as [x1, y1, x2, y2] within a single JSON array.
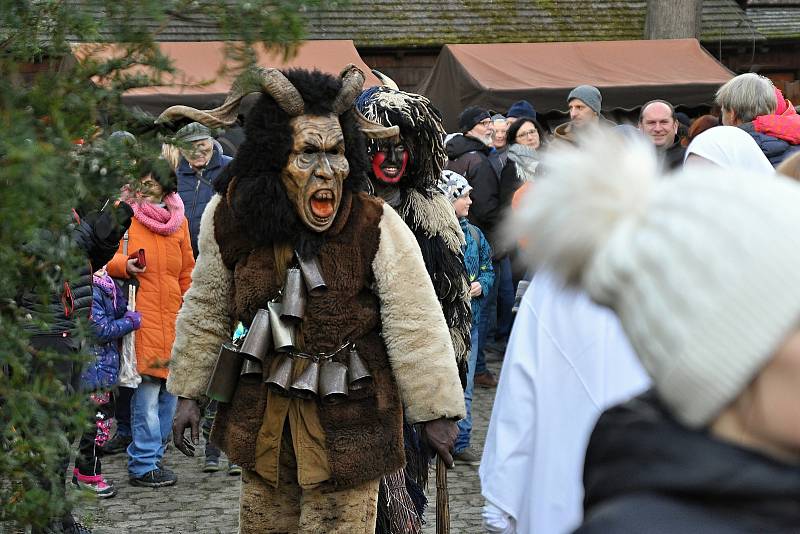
[[645, 0, 703, 40]]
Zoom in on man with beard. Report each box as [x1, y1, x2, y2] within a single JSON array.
[[445, 107, 500, 263], [355, 78, 472, 532], [160, 65, 464, 533]]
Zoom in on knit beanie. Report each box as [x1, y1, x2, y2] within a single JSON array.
[[567, 85, 602, 114], [509, 129, 800, 428], [438, 170, 473, 202], [507, 100, 537, 120], [458, 106, 491, 133]]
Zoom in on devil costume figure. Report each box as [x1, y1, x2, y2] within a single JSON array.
[[354, 77, 472, 533], [162, 65, 464, 534]]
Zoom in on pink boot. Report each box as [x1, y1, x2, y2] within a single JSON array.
[[72, 468, 117, 498]]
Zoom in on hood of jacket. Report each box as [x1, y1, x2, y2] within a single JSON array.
[[583, 393, 800, 529], [446, 134, 491, 160]]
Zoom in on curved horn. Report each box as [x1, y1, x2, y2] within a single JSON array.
[[156, 67, 304, 127], [371, 69, 399, 91], [333, 64, 365, 115], [354, 107, 400, 140]]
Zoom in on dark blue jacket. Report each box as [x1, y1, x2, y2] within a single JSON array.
[[741, 122, 800, 167], [176, 146, 232, 257], [81, 282, 136, 390]]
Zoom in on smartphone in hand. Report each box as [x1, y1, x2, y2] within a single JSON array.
[[129, 248, 146, 269]]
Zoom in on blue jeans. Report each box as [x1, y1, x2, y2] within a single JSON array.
[[127, 378, 177, 477], [477, 257, 514, 375], [455, 326, 481, 453]]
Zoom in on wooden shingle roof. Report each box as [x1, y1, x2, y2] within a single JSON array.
[[746, 5, 800, 39], [302, 0, 764, 47], [100, 1, 765, 46]]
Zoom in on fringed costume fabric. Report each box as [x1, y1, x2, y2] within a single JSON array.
[[356, 85, 472, 534]]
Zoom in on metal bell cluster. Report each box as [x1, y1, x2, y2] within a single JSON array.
[[206, 254, 373, 404], [265, 346, 373, 404], [280, 254, 327, 322]]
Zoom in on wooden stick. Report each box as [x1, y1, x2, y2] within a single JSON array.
[[436, 456, 450, 534]]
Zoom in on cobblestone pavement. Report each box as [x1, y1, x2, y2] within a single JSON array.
[[75, 359, 502, 533]]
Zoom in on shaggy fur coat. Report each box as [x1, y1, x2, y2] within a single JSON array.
[[168, 191, 465, 488]]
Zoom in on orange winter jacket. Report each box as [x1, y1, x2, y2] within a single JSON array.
[[108, 217, 194, 379]]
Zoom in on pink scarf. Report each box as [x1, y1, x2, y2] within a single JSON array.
[[93, 271, 118, 309], [125, 192, 185, 236]]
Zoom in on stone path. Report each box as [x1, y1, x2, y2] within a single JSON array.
[[75, 359, 502, 533]]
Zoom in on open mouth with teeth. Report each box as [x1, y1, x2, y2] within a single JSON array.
[[379, 165, 403, 183], [309, 189, 336, 220]]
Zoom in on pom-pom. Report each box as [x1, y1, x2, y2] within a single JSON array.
[[506, 127, 659, 287]]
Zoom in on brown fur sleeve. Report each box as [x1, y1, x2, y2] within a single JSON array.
[[167, 194, 234, 399], [372, 203, 466, 423]]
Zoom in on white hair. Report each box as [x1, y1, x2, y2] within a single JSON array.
[[715, 73, 777, 123]]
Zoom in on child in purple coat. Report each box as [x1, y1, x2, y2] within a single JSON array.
[[72, 267, 140, 498]]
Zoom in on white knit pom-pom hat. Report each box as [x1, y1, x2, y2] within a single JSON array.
[[509, 126, 800, 427]]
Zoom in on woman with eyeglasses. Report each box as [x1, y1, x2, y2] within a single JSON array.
[[502, 116, 548, 212]]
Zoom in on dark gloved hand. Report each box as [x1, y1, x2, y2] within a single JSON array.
[[173, 397, 201, 457], [124, 310, 142, 329], [422, 417, 459, 468]]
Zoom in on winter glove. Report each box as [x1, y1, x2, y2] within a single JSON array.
[[124, 310, 142, 330]]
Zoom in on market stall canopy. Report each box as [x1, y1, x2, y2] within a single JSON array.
[[416, 39, 734, 131], [72, 40, 381, 115]]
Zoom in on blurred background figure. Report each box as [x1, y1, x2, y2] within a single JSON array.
[[637, 99, 685, 170], [686, 114, 720, 145], [716, 73, 800, 166], [481, 271, 648, 534], [777, 150, 800, 181], [684, 125, 774, 173], [511, 131, 800, 533]]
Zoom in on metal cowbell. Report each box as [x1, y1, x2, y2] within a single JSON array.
[[240, 357, 264, 378], [319, 360, 348, 405], [268, 301, 296, 352], [347, 347, 373, 391], [281, 267, 307, 320], [289, 359, 320, 400], [297, 254, 327, 296], [264, 354, 293, 394], [239, 308, 271, 362], [206, 342, 245, 403]]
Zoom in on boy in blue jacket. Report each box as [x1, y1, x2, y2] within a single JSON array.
[[438, 170, 495, 465]]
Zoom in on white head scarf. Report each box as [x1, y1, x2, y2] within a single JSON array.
[[684, 125, 774, 174]]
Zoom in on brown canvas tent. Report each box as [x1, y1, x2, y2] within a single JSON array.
[[416, 39, 733, 131], [72, 40, 380, 115]]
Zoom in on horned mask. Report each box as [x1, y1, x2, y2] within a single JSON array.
[[157, 64, 379, 233]]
